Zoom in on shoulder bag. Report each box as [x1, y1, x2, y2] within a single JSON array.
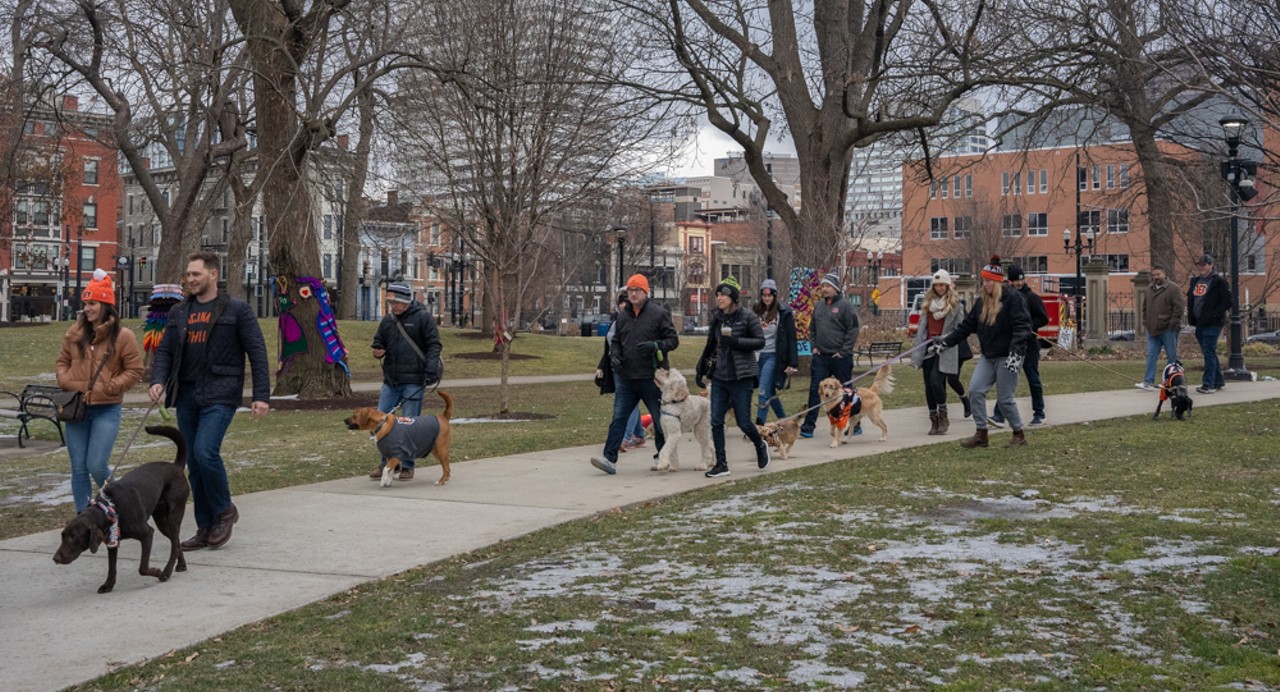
[[54, 340, 115, 423], [395, 319, 443, 388]]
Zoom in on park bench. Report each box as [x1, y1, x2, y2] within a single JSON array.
[[853, 341, 904, 367], [0, 385, 66, 448]]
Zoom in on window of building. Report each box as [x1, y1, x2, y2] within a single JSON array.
[[953, 216, 972, 238], [1002, 214, 1021, 237], [430, 223, 441, 245], [323, 253, 332, 278], [221, 218, 229, 244], [940, 179, 948, 198], [1001, 171, 1010, 196], [930, 217, 949, 240], [929, 180, 938, 199], [1092, 165, 1101, 189], [1078, 210, 1100, 236], [1009, 255, 1049, 273], [1039, 169, 1048, 193], [965, 173, 973, 197], [1012, 172, 1021, 195], [1106, 164, 1116, 189], [127, 195, 134, 215], [1078, 166, 1088, 191], [1107, 208, 1129, 234], [1120, 164, 1131, 188], [953, 175, 961, 198], [1026, 171, 1036, 195], [931, 257, 972, 275], [323, 215, 333, 240], [688, 236, 704, 254], [80, 247, 97, 271], [1089, 253, 1129, 271], [83, 202, 98, 230], [84, 159, 99, 185], [1027, 212, 1048, 236]]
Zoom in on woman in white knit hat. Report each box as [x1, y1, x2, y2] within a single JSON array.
[[909, 269, 970, 435]]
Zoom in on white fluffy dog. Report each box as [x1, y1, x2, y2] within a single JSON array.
[[653, 368, 713, 472]]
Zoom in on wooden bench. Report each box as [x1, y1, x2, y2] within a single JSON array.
[[853, 341, 904, 367], [0, 385, 66, 448]]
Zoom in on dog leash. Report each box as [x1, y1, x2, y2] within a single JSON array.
[[103, 400, 160, 486], [767, 339, 934, 425]]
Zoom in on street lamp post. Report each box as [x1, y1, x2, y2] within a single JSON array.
[[866, 251, 883, 316], [72, 224, 84, 315], [613, 225, 627, 290], [59, 254, 70, 321], [1220, 113, 1258, 381], [1063, 225, 1095, 344]]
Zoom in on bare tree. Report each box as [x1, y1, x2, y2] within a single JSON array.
[[395, 0, 678, 412]]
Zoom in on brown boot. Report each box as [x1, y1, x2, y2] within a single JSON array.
[[960, 428, 989, 449], [927, 411, 940, 435], [369, 465, 383, 480], [1007, 429, 1027, 447], [937, 405, 950, 435]]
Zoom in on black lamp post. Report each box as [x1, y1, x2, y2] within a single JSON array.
[[613, 224, 627, 290], [866, 250, 883, 316], [1220, 112, 1257, 381], [72, 224, 84, 315], [1063, 225, 1095, 343], [59, 253, 70, 321]]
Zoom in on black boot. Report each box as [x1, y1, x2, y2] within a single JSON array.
[[961, 394, 972, 418]]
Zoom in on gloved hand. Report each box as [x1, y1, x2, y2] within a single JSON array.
[[424, 368, 441, 387], [926, 341, 946, 358], [637, 341, 658, 356], [695, 356, 710, 389], [695, 373, 707, 389], [1004, 352, 1024, 374], [721, 334, 737, 348]]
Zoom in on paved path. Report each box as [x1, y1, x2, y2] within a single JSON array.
[[3, 381, 1279, 691]]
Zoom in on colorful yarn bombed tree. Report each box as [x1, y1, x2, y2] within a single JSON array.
[[296, 276, 349, 376], [141, 284, 184, 353], [788, 267, 823, 356]]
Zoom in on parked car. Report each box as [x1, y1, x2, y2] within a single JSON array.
[[1246, 330, 1280, 346], [1107, 330, 1135, 342]]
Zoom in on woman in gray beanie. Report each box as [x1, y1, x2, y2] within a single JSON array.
[[752, 278, 798, 424]]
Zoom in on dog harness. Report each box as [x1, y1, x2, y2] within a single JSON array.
[[827, 386, 862, 431], [1159, 363, 1185, 402], [90, 496, 120, 549], [376, 416, 441, 463]]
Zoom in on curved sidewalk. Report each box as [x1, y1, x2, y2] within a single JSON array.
[[3, 381, 1278, 691]]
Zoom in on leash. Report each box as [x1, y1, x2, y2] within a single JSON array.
[[765, 339, 935, 425], [103, 400, 160, 485]]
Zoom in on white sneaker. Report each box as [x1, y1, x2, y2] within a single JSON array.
[[1135, 382, 1156, 391]]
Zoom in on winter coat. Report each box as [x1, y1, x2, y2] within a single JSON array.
[[609, 299, 679, 380], [373, 301, 442, 386], [911, 299, 965, 375], [151, 295, 271, 408], [699, 305, 765, 382], [1145, 281, 1185, 335], [939, 288, 1032, 360], [769, 305, 800, 370], [1018, 285, 1049, 352], [56, 318, 144, 406], [810, 295, 859, 357], [1186, 273, 1231, 328]]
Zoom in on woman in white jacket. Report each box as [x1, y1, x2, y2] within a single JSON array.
[[910, 270, 967, 434]]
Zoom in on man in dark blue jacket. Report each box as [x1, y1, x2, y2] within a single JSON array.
[[150, 251, 270, 551], [369, 283, 442, 481], [591, 274, 678, 475]]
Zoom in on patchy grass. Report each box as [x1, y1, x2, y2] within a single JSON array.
[[72, 399, 1280, 690]]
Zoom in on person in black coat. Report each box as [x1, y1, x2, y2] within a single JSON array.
[[929, 256, 1032, 449], [696, 276, 771, 478], [990, 265, 1049, 427], [372, 282, 442, 418], [1186, 254, 1232, 393], [751, 278, 798, 425]]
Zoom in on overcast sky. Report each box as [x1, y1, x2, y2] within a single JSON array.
[[671, 121, 797, 177]]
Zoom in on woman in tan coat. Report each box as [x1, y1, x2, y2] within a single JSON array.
[[55, 269, 143, 512]]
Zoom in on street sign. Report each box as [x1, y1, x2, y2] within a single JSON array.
[[871, 288, 882, 304]]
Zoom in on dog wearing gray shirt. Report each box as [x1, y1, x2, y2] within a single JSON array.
[[345, 391, 454, 487]]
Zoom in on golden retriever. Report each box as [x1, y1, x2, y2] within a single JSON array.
[[818, 364, 894, 447]]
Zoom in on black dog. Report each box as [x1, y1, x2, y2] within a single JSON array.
[[53, 426, 190, 593], [1153, 362, 1193, 421]]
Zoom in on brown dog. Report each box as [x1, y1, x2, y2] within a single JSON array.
[[345, 391, 454, 487], [755, 417, 800, 460], [817, 364, 894, 447], [53, 426, 189, 593]]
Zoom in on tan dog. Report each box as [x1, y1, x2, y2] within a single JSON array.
[[755, 417, 800, 460], [345, 391, 454, 487], [653, 368, 714, 472], [817, 364, 894, 447]]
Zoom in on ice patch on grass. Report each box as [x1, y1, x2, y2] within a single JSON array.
[[0, 475, 71, 507], [788, 659, 866, 687], [527, 619, 596, 633], [714, 667, 762, 685]]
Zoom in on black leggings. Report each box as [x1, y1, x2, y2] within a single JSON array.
[[923, 359, 967, 411]]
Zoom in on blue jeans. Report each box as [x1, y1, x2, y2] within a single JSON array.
[[65, 403, 122, 513], [802, 354, 852, 433], [626, 406, 645, 441], [602, 376, 664, 463], [711, 377, 767, 466], [1195, 325, 1224, 388], [755, 352, 787, 423], [1143, 329, 1180, 385], [175, 395, 237, 529], [379, 382, 424, 417]]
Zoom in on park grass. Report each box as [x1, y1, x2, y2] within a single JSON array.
[[71, 398, 1280, 690]]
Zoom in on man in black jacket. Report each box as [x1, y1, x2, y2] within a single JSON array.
[[591, 274, 679, 475], [1187, 254, 1231, 393], [990, 265, 1049, 427], [370, 283, 442, 480], [150, 251, 270, 551]]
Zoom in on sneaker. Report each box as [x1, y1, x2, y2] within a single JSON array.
[[590, 456, 617, 475], [1195, 385, 1216, 394], [1030, 414, 1045, 426], [629, 437, 646, 448], [852, 424, 863, 436], [757, 444, 771, 470], [1135, 382, 1156, 391], [987, 416, 1005, 429], [799, 430, 814, 439], [705, 463, 730, 478]]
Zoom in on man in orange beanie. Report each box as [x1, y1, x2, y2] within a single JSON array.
[[591, 273, 677, 475]]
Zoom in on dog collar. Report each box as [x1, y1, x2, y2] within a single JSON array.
[[91, 496, 120, 549]]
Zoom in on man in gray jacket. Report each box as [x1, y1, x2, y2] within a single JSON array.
[[800, 272, 860, 438]]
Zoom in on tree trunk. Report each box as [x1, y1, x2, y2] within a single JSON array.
[[1127, 125, 1180, 281], [337, 82, 375, 321]]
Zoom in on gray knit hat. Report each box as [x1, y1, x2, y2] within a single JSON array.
[[760, 278, 779, 296], [387, 282, 413, 303], [820, 272, 841, 291]]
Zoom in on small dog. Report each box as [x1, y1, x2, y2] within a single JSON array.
[[818, 364, 894, 447], [653, 368, 714, 472], [756, 417, 800, 460], [53, 426, 189, 594], [345, 391, 454, 487], [1153, 362, 1193, 421]]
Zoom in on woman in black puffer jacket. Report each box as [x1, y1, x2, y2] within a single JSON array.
[[696, 277, 770, 479]]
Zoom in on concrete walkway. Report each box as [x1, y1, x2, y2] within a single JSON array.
[[3, 381, 1279, 691]]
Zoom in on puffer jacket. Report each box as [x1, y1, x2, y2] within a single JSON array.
[[939, 288, 1032, 360], [151, 295, 271, 408], [698, 305, 765, 382], [373, 301, 442, 386], [56, 318, 144, 405], [610, 299, 679, 380]]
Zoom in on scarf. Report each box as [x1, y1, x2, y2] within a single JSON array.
[[929, 294, 951, 321]]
